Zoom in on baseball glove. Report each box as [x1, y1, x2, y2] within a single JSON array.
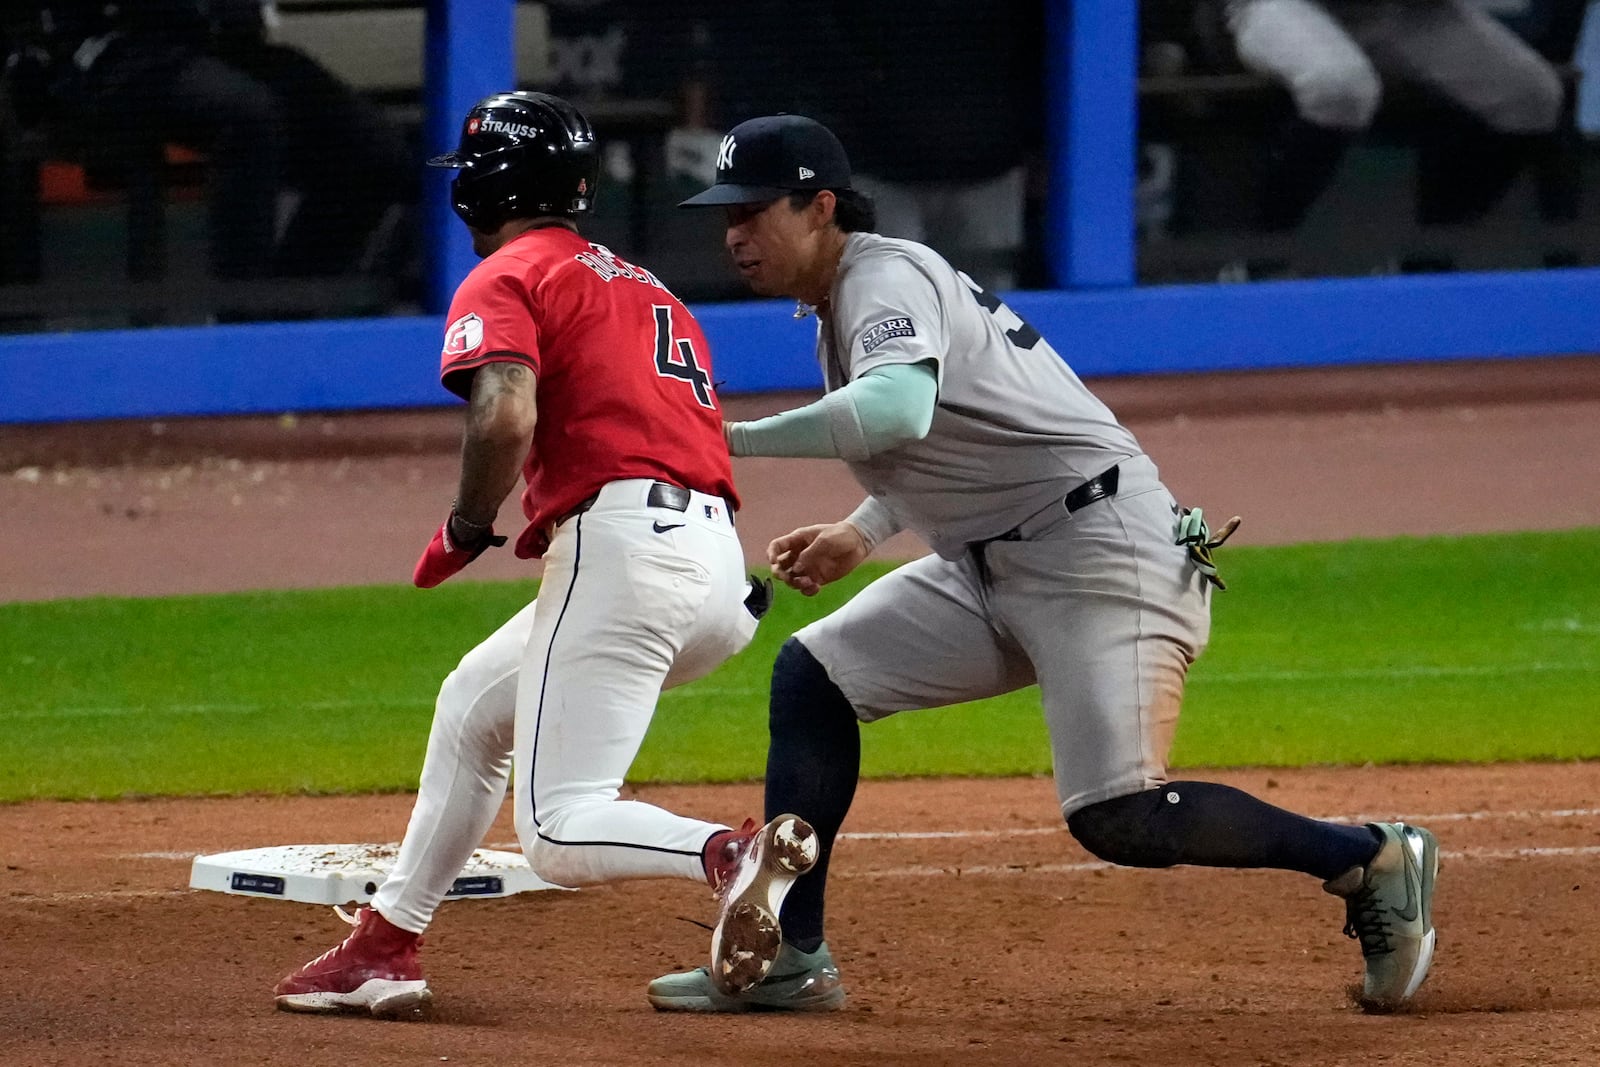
[[1175, 507, 1241, 591]]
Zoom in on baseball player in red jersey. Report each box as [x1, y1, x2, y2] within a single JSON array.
[[273, 92, 817, 1016]]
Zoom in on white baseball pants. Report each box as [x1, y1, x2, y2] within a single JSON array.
[[374, 479, 757, 933]]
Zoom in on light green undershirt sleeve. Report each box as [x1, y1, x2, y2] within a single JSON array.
[[726, 361, 937, 460]]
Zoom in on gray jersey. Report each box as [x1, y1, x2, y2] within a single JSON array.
[[817, 231, 1143, 559]]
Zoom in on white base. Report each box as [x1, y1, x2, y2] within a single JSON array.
[[188, 844, 570, 904]]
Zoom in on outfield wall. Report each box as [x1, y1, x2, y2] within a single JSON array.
[[5, 269, 1600, 423], [2, 0, 1597, 424]]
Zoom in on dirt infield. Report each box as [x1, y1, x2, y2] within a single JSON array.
[[3, 356, 1599, 1065], [4, 768, 1599, 1066]]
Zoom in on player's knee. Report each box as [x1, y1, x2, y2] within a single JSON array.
[[522, 837, 566, 885], [439, 632, 512, 705], [523, 837, 562, 883], [1067, 790, 1182, 868], [519, 826, 582, 888], [1291, 64, 1380, 130], [769, 637, 856, 735], [432, 654, 510, 746], [433, 665, 474, 729]]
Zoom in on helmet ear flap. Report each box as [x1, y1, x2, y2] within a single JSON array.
[[450, 173, 508, 231], [449, 145, 527, 230]]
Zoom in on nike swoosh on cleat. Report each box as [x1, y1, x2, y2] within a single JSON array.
[[1392, 854, 1421, 923], [761, 970, 813, 985], [652, 522, 685, 533]]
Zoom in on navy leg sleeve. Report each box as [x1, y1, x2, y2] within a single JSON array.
[[1066, 781, 1382, 881], [764, 637, 860, 951]]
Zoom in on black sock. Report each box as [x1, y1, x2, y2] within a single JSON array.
[[764, 639, 860, 952], [1068, 781, 1382, 882]]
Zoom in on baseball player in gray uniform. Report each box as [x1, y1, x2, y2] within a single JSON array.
[[649, 114, 1440, 1013]]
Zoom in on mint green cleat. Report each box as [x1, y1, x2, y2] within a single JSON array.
[[647, 940, 846, 1013], [1324, 821, 1440, 1011]]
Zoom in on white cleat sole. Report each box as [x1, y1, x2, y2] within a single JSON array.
[[1401, 928, 1437, 1002], [711, 815, 819, 995], [275, 978, 432, 1017]]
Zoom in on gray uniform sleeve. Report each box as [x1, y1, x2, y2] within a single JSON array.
[[843, 494, 902, 550], [833, 251, 949, 387]]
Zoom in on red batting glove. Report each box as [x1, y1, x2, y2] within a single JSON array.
[[413, 511, 507, 588]]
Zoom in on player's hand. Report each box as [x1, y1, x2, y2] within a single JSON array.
[[767, 524, 831, 585], [413, 510, 507, 588], [768, 521, 870, 597]]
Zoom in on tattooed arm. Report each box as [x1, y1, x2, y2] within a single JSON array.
[[449, 361, 538, 541]]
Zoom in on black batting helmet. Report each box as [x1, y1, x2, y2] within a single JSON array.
[[427, 92, 599, 230]]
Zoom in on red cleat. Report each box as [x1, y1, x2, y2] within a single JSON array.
[[274, 907, 431, 1017]]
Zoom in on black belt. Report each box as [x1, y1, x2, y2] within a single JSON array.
[[968, 465, 1118, 583], [968, 464, 1121, 586], [988, 464, 1120, 544], [1066, 463, 1119, 514], [556, 481, 698, 527], [645, 482, 692, 512]]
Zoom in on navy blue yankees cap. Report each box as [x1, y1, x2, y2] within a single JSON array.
[[679, 114, 852, 207]]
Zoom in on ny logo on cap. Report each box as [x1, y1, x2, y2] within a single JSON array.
[[716, 134, 736, 171]]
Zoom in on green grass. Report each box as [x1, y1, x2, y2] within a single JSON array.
[[2, 528, 1597, 801]]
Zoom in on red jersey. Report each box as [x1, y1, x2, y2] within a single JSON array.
[[439, 226, 738, 557]]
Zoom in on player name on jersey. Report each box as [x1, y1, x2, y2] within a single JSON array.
[[574, 245, 668, 289]]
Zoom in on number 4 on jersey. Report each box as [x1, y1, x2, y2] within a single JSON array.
[[653, 305, 715, 408]]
